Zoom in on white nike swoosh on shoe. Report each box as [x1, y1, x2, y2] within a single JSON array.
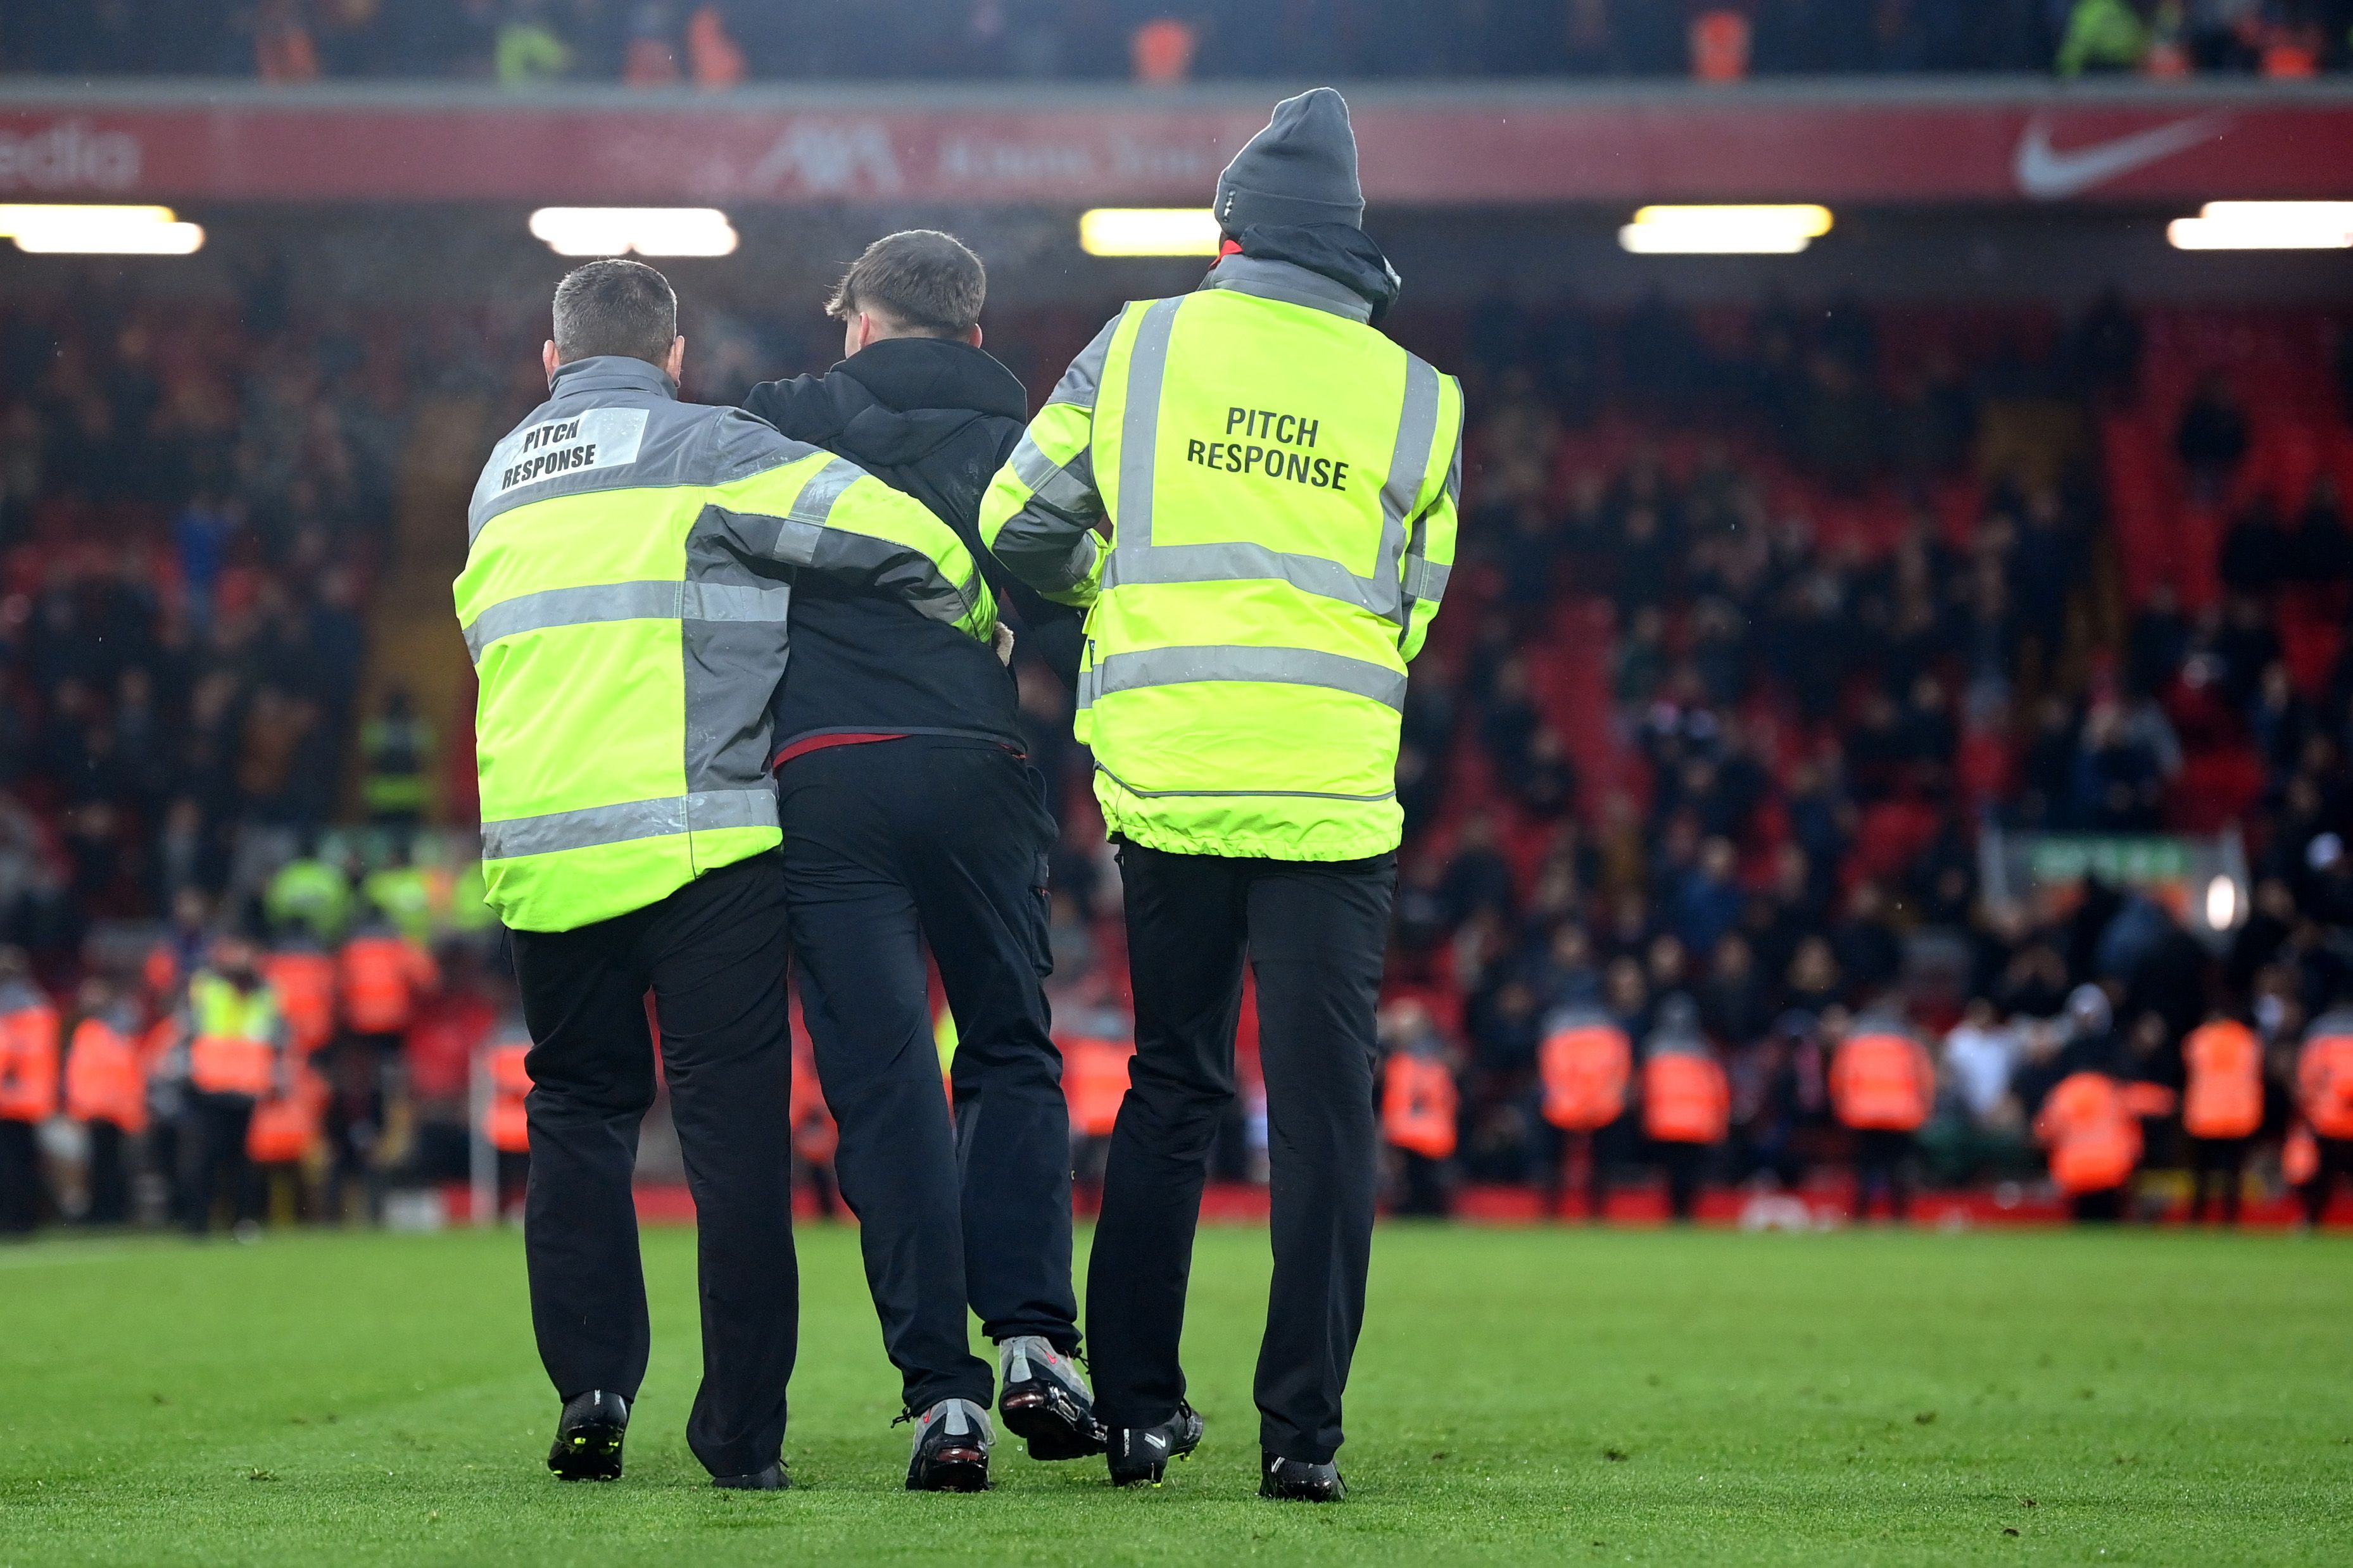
[[1145, 1433, 1168, 1450], [2013, 115, 2231, 201]]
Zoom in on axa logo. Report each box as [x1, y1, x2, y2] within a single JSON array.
[[748, 120, 904, 197], [2014, 113, 2230, 200], [0, 119, 142, 192]]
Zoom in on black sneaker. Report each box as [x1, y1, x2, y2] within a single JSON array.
[[904, 1398, 994, 1493], [546, 1390, 629, 1481], [997, 1336, 1104, 1460], [1104, 1402, 1203, 1487], [712, 1462, 789, 1491], [1260, 1451, 1346, 1502]]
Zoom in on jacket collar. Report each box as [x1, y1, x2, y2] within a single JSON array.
[[1196, 222, 1402, 327], [1201, 254, 1373, 325], [548, 354, 678, 401], [835, 337, 1029, 421]]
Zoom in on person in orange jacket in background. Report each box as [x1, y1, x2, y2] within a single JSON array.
[[1537, 1003, 1632, 1222], [1059, 1024, 1133, 1215], [1829, 1002, 1936, 1223], [2295, 1000, 2353, 1227], [2035, 1068, 2142, 1223], [1378, 1000, 1458, 1218], [1641, 996, 1729, 1224], [329, 912, 438, 1225], [172, 936, 291, 1238], [64, 975, 148, 1226], [264, 937, 339, 1061], [339, 913, 439, 1047], [787, 1022, 841, 1220], [0, 947, 61, 1233], [480, 1027, 534, 1220], [247, 1061, 327, 1223], [2181, 1012, 2266, 1225]]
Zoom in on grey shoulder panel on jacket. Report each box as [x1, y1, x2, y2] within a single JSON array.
[[466, 397, 825, 546]]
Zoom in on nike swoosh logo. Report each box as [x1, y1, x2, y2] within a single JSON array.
[[1145, 1434, 1168, 1450], [2015, 115, 2230, 201]]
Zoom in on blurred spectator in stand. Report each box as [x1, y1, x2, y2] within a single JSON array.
[[621, 0, 681, 83], [1831, 1001, 1936, 1222], [1639, 995, 1729, 1222], [1380, 1000, 1460, 1217], [0, 948, 60, 1231], [362, 687, 434, 834], [2057, 0, 2151, 75], [2176, 373, 2252, 502], [496, 0, 574, 82], [1931, 996, 2026, 1180]]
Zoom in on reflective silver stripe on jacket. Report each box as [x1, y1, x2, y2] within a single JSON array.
[[1093, 758, 1395, 805], [462, 580, 793, 664], [1106, 299, 1442, 627], [1008, 430, 1102, 522], [766, 455, 865, 565], [480, 788, 778, 861], [1076, 644, 1408, 712]]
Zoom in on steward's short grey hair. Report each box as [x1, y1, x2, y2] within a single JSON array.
[[826, 230, 986, 337], [552, 259, 678, 367]]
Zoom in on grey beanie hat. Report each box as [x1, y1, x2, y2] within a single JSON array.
[[1214, 87, 1364, 234]]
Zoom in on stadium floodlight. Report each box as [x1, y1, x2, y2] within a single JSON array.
[[0, 204, 205, 254], [527, 208, 739, 258], [1618, 204, 1834, 255], [2166, 201, 2353, 251], [1078, 208, 1223, 257]]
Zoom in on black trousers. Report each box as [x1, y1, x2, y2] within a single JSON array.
[[510, 851, 797, 1481], [2306, 1137, 2353, 1226], [1852, 1128, 1915, 1221], [1657, 1140, 1706, 1222], [1394, 1149, 1449, 1216], [84, 1120, 131, 1225], [1540, 1121, 1617, 1221], [777, 738, 1075, 1415], [181, 1093, 255, 1234], [0, 1119, 41, 1233], [2189, 1136, 2249, 1224], [1088, 841, 1395, 1466]]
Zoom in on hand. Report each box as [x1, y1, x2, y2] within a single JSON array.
[[993, 622, 1016, 666]]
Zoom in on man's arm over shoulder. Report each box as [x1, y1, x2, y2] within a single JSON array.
[[738, 371, 842, 448], [1397, 370, 1465, 665], [700, 409, 996, 641], [978, 313, 1120, 608]]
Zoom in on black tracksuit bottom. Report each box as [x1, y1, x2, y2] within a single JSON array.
[[0, 1119, 41, 1232], [509, 852, 797, 1481], [181, 1093, 256, 1234], [1088, 840, 1396, 1467], [776, 737, 1076, 1417], [1852, 1127, 1915, 1221], [2305, 1137, 2353, 1226]]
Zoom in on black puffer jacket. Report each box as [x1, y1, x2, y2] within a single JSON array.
[[743, 338, 1086, 757]]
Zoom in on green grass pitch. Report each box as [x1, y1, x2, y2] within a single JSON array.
[[3, 1222, 2349, 1566]]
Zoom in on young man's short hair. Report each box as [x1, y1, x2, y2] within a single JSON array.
[[826, 230, 987, 339], [551, 259, 679, 367]]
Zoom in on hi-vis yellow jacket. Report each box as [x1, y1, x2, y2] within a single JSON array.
[[458, 355, 995, 931], [980, 254, 1462, 862]]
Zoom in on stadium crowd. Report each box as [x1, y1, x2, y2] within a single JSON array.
[[6, 1, 2353, 85], [4, 265, 2353, 1234]]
